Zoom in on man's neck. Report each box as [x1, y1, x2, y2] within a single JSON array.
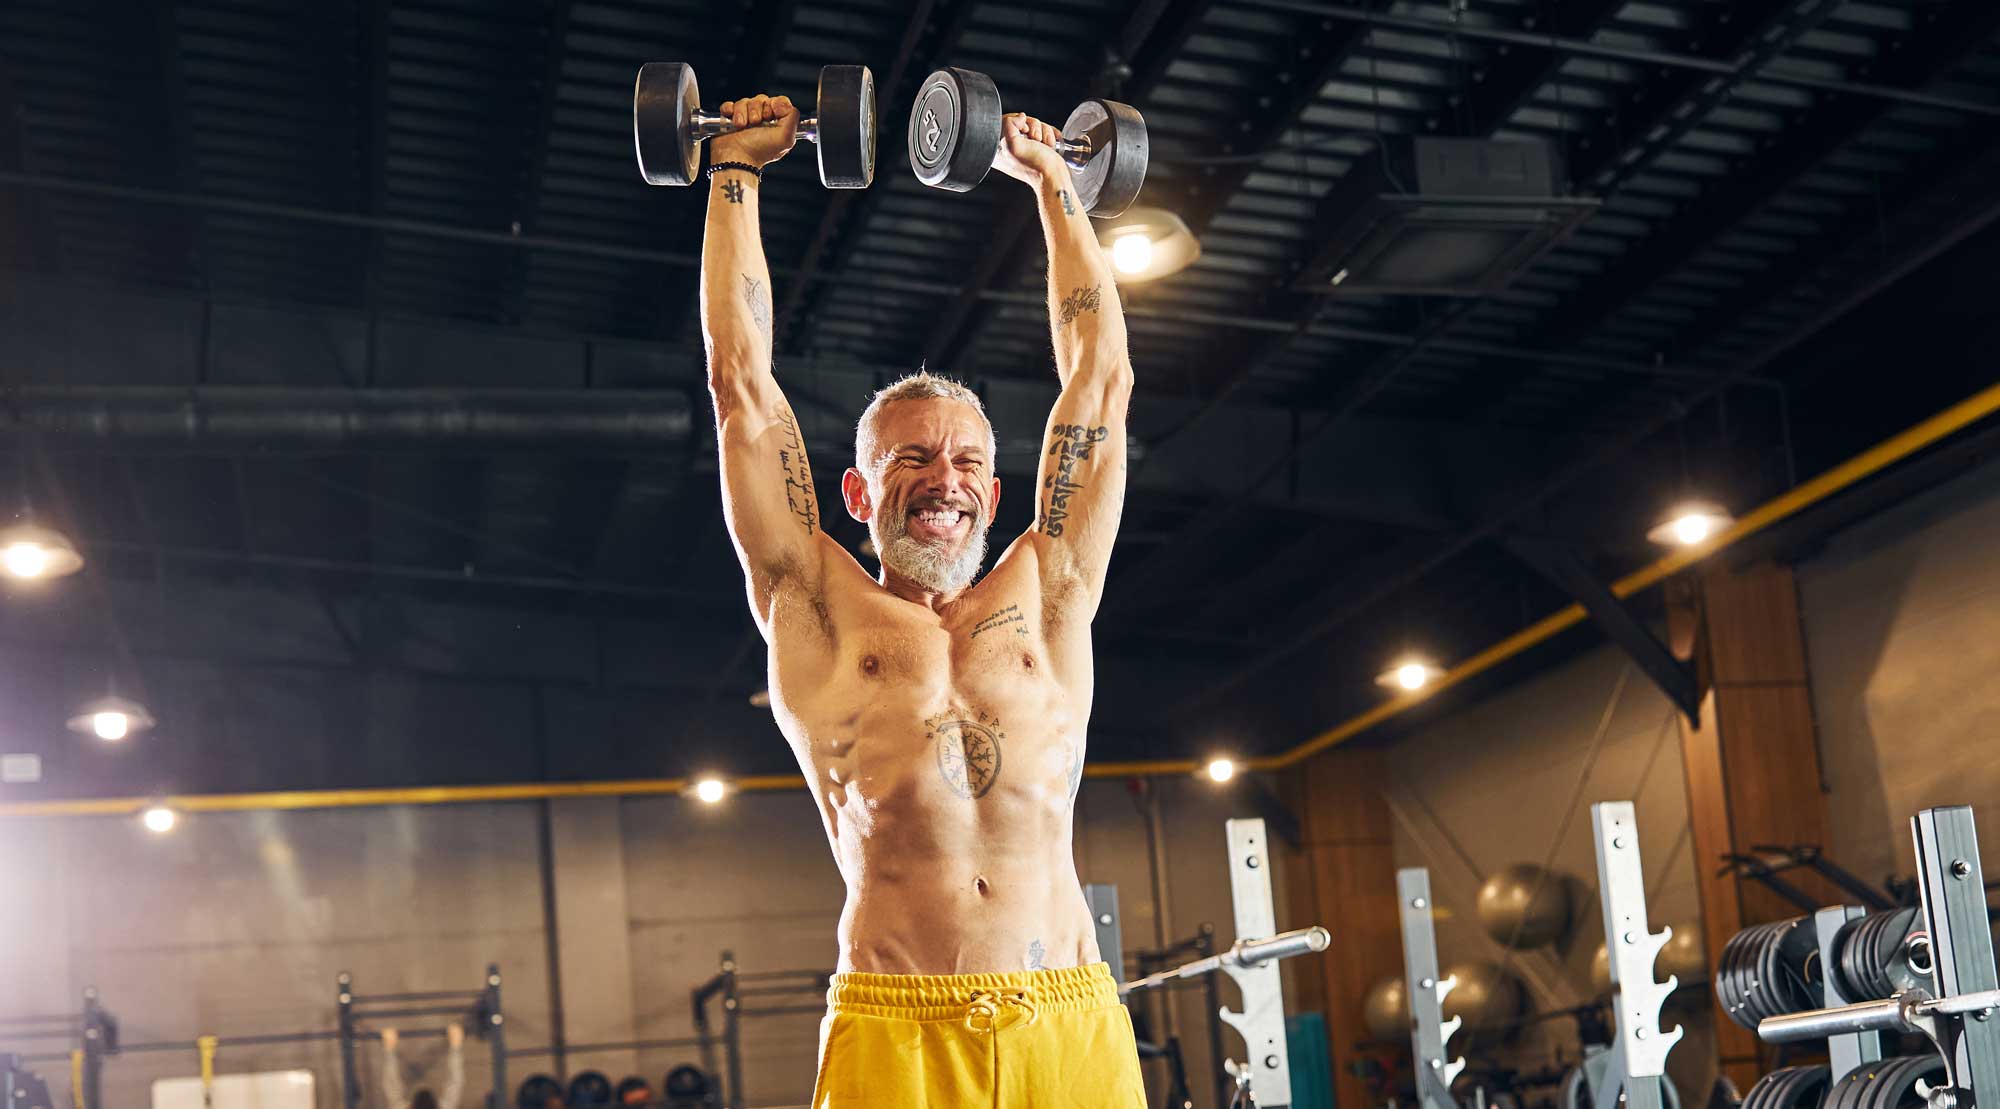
[[877, 568, 966, 611]]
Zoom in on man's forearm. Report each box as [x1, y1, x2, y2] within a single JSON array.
[[700, 168, 776, 377], [1036, 177, 1128, 386]]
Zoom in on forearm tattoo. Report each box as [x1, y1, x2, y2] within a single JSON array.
[[1039, 424, 1109, 537], [721, 178, 746, 204], [970, 603, 1027, 639], [1059, 189, 1075, 217], [930, 712, 1005, 799], [1055, 284, 1100, 331], [742, 274, 773, 342], [775, 406, 819, 535]]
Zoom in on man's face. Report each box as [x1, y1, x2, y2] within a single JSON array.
[[844, 398, 1000, 595]]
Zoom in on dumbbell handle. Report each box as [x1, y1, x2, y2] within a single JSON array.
[[690, 111, 822, 145]]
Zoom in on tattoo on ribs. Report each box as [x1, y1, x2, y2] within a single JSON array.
[[1038, 424, 1109, 538], [1027, 939, 1048, 971], [970, 603, 1027, 640], [774, 407, 819, 535], [1059, 190, 1075, 217], [930, 712, 1004, 799], [742, 274, 773, 342], [720, 178, 746, 204]]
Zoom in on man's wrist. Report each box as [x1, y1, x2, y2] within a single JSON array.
[[709, 166, 759, 205]]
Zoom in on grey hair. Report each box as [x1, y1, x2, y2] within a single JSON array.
[[854, 370, 997, 473]]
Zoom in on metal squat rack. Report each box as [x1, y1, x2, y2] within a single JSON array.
[[337, 964, 506, 1109], [0, 989, 117, 1109], [1752, 806, 1999, 1109], [1396, 800, 1689, 1109]]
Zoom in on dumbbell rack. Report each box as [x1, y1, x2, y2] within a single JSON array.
[[1584, 801, 1686, 1109], [1396, 867, 1465, 1109], [1754, 806, 2000, 1109]]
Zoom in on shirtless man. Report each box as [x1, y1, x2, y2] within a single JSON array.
[[698, 92, 1143, 1107]]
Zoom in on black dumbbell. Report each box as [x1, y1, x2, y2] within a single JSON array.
[[635, 62, 876, 189], [906, 67, 1148, 218]]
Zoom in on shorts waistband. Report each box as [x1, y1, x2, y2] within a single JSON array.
[[825, 963, 1120, 1022]]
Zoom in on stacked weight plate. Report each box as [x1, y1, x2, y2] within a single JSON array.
[[1820, 1056, 1945, 1109], [1715, 917, 1822, 1030], [1741, 1066, 1832, 1109], [1832, 908, 1930, 1001]]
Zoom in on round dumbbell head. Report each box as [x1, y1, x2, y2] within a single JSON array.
[[908, 67, 1001, 192], [814, 64, 876, 189], [635, 62, 702, 187], [1062, 98, 1148, 218]]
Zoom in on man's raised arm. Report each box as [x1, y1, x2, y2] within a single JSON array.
[[699, 94, 828, 632], [994, 114, 1134, 611]]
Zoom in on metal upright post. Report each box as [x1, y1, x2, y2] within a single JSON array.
[[79, 988, 104, 1109], [1910, 806, 2000, 1109], [484, 965, 506, 1109], [1218, 819, 1292, 1108], [1085, 883, 1124, 984], [721, 952, 743, 1109], [336, 972, 359, 1109], [1591, 802, 1685, 1109], [1396, 868, 1463, 1109], [1812, 905, 1884, 1079]]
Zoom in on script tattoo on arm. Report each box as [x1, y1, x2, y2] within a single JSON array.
[[742, 274, 773, 343], [930, 712, 1005, 799], [969, 603, 1027, 639], [1038, 424, 1110, 538], [774, 407, 819, 535], [1055, 284, 1101, 331], [1059, 190, 1075, 217]]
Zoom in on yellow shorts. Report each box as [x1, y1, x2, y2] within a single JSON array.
[[810, 963, 1149, 1108]]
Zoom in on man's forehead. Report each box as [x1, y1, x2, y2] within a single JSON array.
[[875, 397, 989, 448]]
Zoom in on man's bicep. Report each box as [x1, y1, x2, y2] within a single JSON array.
[[713, 377, 827, 618], [1032, 367, 1132, 598]]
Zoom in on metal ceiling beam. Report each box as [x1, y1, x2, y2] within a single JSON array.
[[1233, 0, 2000, 118], [1502, 533, 1698, 721], [0, 66, 60, 274], [1445, 0, 2000, 421], [914, 0, 1226, 370], [501, 0, 576, 327], [1166, 135, 2000, 719], [357, 0, 390, 312], [771, 0, 946, 349]]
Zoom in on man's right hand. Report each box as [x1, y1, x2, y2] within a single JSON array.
[[711, 94, 798, 168]]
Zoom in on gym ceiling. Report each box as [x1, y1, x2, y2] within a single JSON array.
[[1, 0, 1998, 777]]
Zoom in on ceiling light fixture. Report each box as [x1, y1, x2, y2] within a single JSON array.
[[691, 777, 729, 804], [141, 805, 178, 834], [1647, 501, 1735, 548], [1096, 207, 1200, 283], [1203, 757, 1237, 784], [0, 522, 84, 583], [66, 694, 156, 742], [1376, 659, 1445, 693]]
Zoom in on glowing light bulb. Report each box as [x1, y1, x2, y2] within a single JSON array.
[[1111, 233, 1155, 274], [141, 806, 177, 834], [1398, 663, 1431, 691], [1671, 513, 1713, 545], [2, 542, 50, 579], [694, 778, 728, 804], [93, 712, 130, 741], [1204, 757, 1236, 784]]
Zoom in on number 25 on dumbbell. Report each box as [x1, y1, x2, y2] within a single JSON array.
[[906, 67, 1148, 217], [634, 62, 877, 188]]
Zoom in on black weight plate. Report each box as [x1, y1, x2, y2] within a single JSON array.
[[1850, 912, 1888, 998], [1760, 922, 1791, 1021], [1861, 1058, 1916, 1109], [1877, 909, 1922, 995], [1776, 917, 1822, 1016], [1835, 916, 1868, 1000], [1719, 926, 1762, 1029], [1742, 1073, 1779, 1109], [814, 64, 876, 189], [1778, 1066, 1831, 1109], [635, 62, 700, 186], [908, 67, 1001, 192], [1823, 1066, 1867, 1109], [1743, 924, 1779, 1024], [1061, 98, 1149, 218], [1887, 1055, 1945, 1109]]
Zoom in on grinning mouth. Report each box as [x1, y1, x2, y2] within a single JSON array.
[[910, 506, 966, 530]]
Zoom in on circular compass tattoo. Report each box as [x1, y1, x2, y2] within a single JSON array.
[[932, 714, 1004, 799]]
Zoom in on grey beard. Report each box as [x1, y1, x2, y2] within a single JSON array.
[[877, 512, 989, 594]]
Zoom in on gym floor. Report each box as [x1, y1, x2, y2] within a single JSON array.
[[2, 2, 1999, 1108]]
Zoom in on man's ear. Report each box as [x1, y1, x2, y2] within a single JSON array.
[[988, 476, 1001, 518], [842, 468, 873, 523]]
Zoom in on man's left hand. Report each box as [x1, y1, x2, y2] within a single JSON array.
[[993, 112, 1069, 190]]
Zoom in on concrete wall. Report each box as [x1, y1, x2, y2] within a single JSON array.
[[1798, 456, 2000, 892], [1380, 641, 1719, 1105], [0, 777, 1291, 1109]]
